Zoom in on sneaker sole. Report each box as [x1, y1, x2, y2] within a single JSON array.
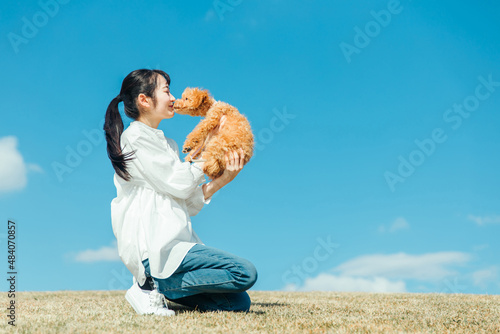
[[125, 289, 175, 316], [125, 289, 144, 315]]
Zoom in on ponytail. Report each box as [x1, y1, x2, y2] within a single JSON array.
[[104, 95, 134, 181], [104, 69, 171, 181]]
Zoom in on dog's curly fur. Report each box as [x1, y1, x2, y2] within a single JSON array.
[[174, 87, 254, 179]]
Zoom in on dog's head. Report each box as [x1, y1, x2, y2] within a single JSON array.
[[174, 87, 212, 116]]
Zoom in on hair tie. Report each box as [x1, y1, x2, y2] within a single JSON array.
[[116, 94, 123, 102]]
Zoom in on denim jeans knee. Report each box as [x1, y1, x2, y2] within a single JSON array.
[[235, 258, 258, 292], [233, 291, 251, 312], [141, 244, 258, 301]]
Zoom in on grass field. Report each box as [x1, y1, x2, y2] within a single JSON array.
[[2, 290, 499, 333]]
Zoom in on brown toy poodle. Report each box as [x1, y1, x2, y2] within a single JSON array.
[[174, 87, 254, 180]]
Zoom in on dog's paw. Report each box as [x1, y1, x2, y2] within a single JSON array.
[[182, 140, 199, 153]]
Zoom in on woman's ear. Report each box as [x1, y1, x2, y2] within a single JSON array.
[[137, 93, 152, 110]]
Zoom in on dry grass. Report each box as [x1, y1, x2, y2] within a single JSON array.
[[1, 290, 499, 333]]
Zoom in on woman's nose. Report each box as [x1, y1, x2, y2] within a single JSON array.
[[170, 94, 175, 100]]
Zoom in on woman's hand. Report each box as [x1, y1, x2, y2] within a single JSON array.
[[220, 148, 245, 184], [201, 147, 245, 201]]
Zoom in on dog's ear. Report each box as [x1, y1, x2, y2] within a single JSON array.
[[193, 88, 211, 107], [200, 93, 207, 106]]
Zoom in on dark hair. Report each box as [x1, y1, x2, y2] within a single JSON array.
[[104, 69, 171, 180]]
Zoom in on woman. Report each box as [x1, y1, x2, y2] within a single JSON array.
[[104, 69, 257, 316]]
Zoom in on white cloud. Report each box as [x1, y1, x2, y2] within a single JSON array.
[[27, 163, 44, 173], [73, 241, 120, 263], [472, 266, 499, 289], [284, 274, 407, 293], [0, 136, 42, 193], [281, 251, 473, 293], [467, 214, 500, 226], [472, 244, 489, 252], [378, 217, 410, 233], [390, 217, 410, 232], [334, 252, 471, 281]]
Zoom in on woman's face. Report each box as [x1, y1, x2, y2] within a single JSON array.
[[151, 75, 176, 120]]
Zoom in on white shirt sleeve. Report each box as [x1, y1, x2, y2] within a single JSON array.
[[166, 137, 212, 216], [185, 183, 212, 216], [122, 130, 206, 200]]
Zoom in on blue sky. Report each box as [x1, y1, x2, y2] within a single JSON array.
[[1, 0, 499, 295]]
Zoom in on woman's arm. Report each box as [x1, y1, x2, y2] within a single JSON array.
[[122, 132, 205, 199], [201, 148, 245, 201]]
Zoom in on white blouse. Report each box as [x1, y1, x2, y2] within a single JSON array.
[[110, 121, 211, 287]]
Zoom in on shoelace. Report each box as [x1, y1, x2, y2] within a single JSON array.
[[149, 289, 168, 309]]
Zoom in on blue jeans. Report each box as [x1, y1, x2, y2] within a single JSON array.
[[142, 244, 258, 312]]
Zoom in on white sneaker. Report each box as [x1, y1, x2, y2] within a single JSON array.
[[125, 283, 175, 316]]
